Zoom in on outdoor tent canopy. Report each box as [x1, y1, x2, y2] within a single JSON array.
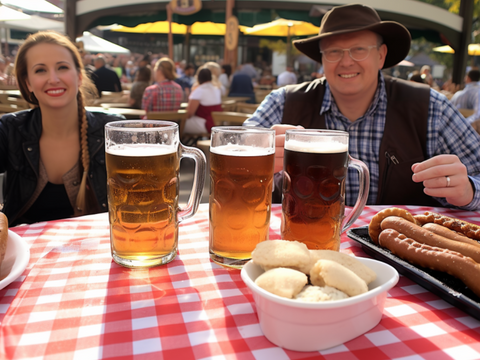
[[76, 32, 130, 54]]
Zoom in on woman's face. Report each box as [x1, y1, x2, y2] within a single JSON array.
[[25, 43, 81, 110]]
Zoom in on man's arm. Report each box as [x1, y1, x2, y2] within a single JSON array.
[[243, 87, 286, 128], [412, 90, 480, 210]]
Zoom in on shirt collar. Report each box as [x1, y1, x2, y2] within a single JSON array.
[[320, 71, 386, 120], [465, 81, 480, 88]]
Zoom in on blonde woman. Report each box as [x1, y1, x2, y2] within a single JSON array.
[[0, 31, 123, 226], [192, 61, 226, 96], [142, 57, 184, 112]]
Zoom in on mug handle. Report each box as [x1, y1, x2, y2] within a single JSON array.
[[341, 156, 370, 232], [177, 144, 206, 222]]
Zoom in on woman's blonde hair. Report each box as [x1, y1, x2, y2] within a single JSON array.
[[194, 61, 223, 90], [14, 30, 97, 216], [154, 57, 177, 81]]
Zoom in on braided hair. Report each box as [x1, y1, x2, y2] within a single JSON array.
[[14, 31, 98, 215]]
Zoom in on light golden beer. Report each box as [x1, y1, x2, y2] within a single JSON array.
[[209, 145, 274, 265], [106, 144, 179, 267], [281, 140, 348, 251]]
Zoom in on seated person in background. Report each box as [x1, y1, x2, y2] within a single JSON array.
[[142, 57, 184, 113], [175, 63, 195, 99], [259, 67, 276, 88], [192, 62, 225, 96], [244, 3, 480, 210], [92, 55, 122, 96], [219, 64, 232, 91], [450, 69, 480, 123], [129, 66, 151, 109], [229, 72, 256, 103], [0, 31, 123, 226], [277, 66, 297, 87], [184, 68, 223, 134]]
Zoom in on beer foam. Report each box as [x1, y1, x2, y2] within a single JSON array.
[[285, 139, 347, 154], [107, 144, 175, 157], [210, 144, 274, 156]]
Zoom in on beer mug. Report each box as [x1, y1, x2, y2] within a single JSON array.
[[209, 126, 275, 268], [281, 129, 370, 250], [105, 120, 206, 268]]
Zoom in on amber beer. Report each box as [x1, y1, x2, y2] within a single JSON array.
[[282, 140, 348, 251], [209, 144, 274, 267], [106, 144, 179, 266]]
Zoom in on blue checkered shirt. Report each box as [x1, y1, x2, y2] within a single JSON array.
[[244, 72, 480, 210]]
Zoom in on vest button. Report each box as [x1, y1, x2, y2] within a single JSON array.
[[97, 139, 101, 143], [27, 147, 32, 151], [102, 203, 106, 208], [90, 174, 93, 178], [73, 181, 79, 186]]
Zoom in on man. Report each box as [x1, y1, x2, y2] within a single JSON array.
[[92, 55, 122, 97], [277, 66, 298, 87], [175, 63, 195, 98], [244, 3, 480, 210], [450, 69, 480, 123]]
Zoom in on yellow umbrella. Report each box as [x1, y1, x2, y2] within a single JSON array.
[[433, 44, 480, 56], [112, 21, 249, 35], [243, 18, 319, 37]]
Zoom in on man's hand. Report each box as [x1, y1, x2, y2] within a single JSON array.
[[412, 154, 474, 207], [271, 124, 304, 173]]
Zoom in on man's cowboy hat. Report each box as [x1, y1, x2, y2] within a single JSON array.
[[293, 3, 411, 69]]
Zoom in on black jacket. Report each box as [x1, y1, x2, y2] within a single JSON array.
[[0, 108, 124, 226], [93, 66, 122, 95]]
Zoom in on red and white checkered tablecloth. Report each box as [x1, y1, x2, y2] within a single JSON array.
[[1, 204, 480, 359]]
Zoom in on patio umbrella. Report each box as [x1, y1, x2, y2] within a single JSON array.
[[433, 44, 480, 56], [2, 0, 63, 14], [76, 32, 130, 54], [0, 4, 30, 55], [112, 21, 249, 35], [244, 18, 319, 66], [0, 4, 30, 21], [243, 18, 319, 37], [3, 14, 63, 32]]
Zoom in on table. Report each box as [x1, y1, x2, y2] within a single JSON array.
[[2, 204, 480, 359], [85, 106, 146, 120]]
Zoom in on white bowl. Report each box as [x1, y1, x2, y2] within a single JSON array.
[[241, 257, 399, 352]]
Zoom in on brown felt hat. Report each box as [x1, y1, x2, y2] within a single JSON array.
[[293, 4, 411, 69]]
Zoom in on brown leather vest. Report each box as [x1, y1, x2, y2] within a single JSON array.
[[278, 76, 438, 206]]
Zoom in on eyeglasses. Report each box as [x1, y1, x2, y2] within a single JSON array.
[[320, 45, 378, 62]]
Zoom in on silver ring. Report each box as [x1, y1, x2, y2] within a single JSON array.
[[446, 176, 451, 187]]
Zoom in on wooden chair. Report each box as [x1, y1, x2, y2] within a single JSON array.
[[235, 102, 259, 114], [211, 111, 252, 126], [0, 94, 29, 109], [0, 103, 24, 113], [221, 99, 237, 112], [254, 89, 271, 104], [146, 110, 188, 136], [459, 108, 474, 118], [471, 119, 480, 135]]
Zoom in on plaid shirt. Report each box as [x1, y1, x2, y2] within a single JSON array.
[[142, 80, 184, 113], [244, 72, 480, 210]]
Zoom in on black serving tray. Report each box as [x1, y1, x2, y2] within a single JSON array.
[[347, 226, 480, 320]]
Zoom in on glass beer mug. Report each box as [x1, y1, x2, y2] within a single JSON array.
[[281, 129, 370, 250], [105, 120, 206, 268], [209, 126, 275, 268]]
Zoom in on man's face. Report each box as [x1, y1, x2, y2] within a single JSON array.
[[320, 30, 387, 101]]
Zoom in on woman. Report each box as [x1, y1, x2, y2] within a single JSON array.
[[219, 64, 232, 91], [0, 31, 123, 226], [128, 66, 151, 109], [184, 68, 223, 134], [142, 57, 183, 113], [192, 62, 225, 96]]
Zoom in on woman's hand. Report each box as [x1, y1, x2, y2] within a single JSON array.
[[412, 154, 474, 207], [271, 124, 304, 173]]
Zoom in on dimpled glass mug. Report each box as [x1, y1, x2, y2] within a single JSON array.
[[281, 129, 370, 251], [105, 120, 206, 268], [209, 126, 275, 268]]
